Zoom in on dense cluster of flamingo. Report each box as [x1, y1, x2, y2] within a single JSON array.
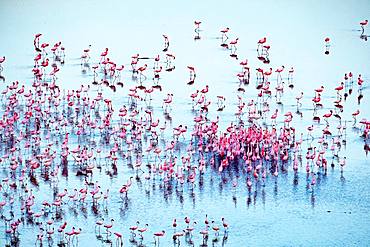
[[0, 19, 368, 247]]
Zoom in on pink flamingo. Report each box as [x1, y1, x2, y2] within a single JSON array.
[[220, 27, 230, 48], [257, 37, 266, 51], [0, 56, 5, 81], [163, 34, 169, 52], [187, 66, 196, 84], [324, 37, 330, 54], [360, 19, 368, 34], [153, 230, 165, 244]]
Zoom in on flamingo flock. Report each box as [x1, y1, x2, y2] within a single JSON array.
[[0, 17, 369, 247]]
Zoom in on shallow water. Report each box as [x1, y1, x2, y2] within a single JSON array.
[[0, 0, 370, 246]]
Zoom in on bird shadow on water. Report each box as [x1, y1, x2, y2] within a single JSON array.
[[120, 197, 131, 217], [310, 190, 316, 208], [340, 172, 346, 185]]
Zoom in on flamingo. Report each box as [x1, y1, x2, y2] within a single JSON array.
[[324, 37, 330, 54], [229, 38, 239, 57], [163, 34, 169, 51], [163, 93, 174, 112], [335, 82, 344, 99], [352, 109, 360, 126], [153, 230, 165, 244], [34, 33, 42, 51], [220, 27, 230, 39], [194, 20, 201, 30], [114, 232, 123, 246], [360, 19, 368, 33], [257, 37, 266, 51], [323, 110, 333, 125], [187, 65, 196, 83], [103, 219, 114, 239], [0, 56, 5, 80], [99, 48, 109, 63], [138, 64, 148, 81], [138, 223, 149, 240], [275, 65, 285, 83], [296, 92, 303, 108]]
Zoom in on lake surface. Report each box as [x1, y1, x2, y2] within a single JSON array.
[[0, 0, 370, 246]]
